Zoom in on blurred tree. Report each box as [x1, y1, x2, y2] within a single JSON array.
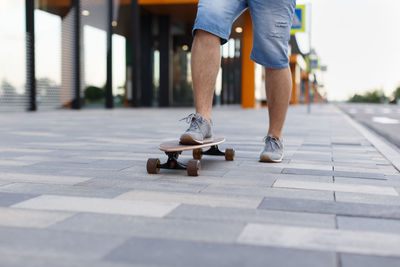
[[0, 80, 18, 104], [1, 79, 17, 96], [84, 86, 104, 103], [393, 86, 400, 101], [348, 89, 388, 103]]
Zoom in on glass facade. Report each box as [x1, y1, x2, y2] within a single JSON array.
[[81, 0, 107, 107], [172, 45, 193, 106], [220, 38, 242, 105], [35, 0, 67, 109], [0, 0, 27, 111], [111, 1, 126, 107], [0, 0, 248, 112]]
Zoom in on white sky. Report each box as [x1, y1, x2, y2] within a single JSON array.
[[1, 0, 400, 101], [296, 0, 400, 100]]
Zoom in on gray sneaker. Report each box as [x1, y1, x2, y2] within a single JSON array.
[[259, 135, 284, 163], [180, 113, 213, 145]]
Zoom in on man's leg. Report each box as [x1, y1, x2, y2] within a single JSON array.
[[180, 0, 247, 144], [191, 30, 221, 121], [247, 0, 296, 162], [265, 66, 292, 140], [179, 30, 221, 144]]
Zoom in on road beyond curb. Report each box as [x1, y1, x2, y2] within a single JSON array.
[[336, 105, 400, 172]]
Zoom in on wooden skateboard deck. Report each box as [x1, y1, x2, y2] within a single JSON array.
[[159, 137, 225, 152], [147, 136, 234, 176]]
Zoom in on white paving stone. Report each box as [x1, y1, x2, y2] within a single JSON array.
[[273, 179, 398, 196], [116, 190, 263, 209], [237, 223, 400, 257], [0, 160, 36, 167], [279, 163, 333, 171], [0, 148, 54, 153], [0, 172, 90, 185], [13, 195, 180, 218], [0, 207, 74, 229]]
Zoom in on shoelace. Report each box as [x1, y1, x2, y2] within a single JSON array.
[[180, 113, 201, 130], [263, 135, 282, 151]]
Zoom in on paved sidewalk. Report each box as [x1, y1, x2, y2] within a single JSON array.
[[1, 104, 400, 266]]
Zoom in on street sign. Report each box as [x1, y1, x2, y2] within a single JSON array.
[[306, 57, 318, 72], [291, 5, 306, 34], [309, 59, 318, 70]]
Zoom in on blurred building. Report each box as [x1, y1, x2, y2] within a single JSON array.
[[0, 0, 324, 112]]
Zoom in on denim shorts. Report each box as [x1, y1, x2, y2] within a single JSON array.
[[193, 0, 296, 69]]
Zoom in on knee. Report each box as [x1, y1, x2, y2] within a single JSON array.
[[194, 30, 221, 46], [264, 66, 290, 73]]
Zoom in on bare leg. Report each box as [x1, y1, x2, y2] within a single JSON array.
[[265, 66, 292, 140], [191, 30, 221, 121]]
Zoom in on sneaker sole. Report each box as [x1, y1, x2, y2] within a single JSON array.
[[259, 155, 283, 163], [180, 135, 213, 145]]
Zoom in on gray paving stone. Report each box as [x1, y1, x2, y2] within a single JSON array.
[[116, 190, 262, 209], [0, 254, 134, 267], [340, 253, 400, 267], [223, 168, 283, 177], [104, 237, 337, 267], [334, 177, 400, 186], [168, 204, 336, 228], [78, 178, 208, 193], [273, 179, 398, 196], [387, 174, 400, 180], [279, 162, 333, 171], [282, 168, 386, 179], [337, 216, 400, 234], [290, 153, 332, 162], [258, 197, 400, 219], [333, 170, 387, 180], [333, 161, 379, 169], [0, 227, 127, 261], [331, 142, 361, 146], [51, 213, 245, 243], [334, 158, 386, 165], [275, 173, 333, 183], [201, 185, 334, 200], [333, 165, 383, 173], [14, 194, 180, 217], [0, 192, 39, 207], [238, 223, 400, 256], [0, 207, 74, 229], [0, 181, 12, 187], [298, 146, 332, 152], [0, 183, 131, 198], [163, 174, 277, 187], [0, 172, 90, 185], [335, 192, 400, 206]]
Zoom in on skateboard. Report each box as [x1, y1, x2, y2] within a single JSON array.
[[146, 137, 235, 176]]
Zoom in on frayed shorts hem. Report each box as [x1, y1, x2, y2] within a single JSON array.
[[192, 24, 230, 45], [251, 54, 289, 69]]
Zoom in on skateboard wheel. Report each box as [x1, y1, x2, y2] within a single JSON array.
[[187, 160, 200, 176], [225, 148, 235, 161], [146, 158, 160, 174], [193, 148, 203, 160]]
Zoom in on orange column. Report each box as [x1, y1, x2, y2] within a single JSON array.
[[241, 10, 255, 108], [289, 55, 299, 105], [302, 73, 309, 104]]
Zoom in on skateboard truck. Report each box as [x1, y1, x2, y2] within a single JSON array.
[[147, 151, 200, 176], [193, 145, 234, 161], [158, 151, 186, 170], [201, 145, 225, 156]]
